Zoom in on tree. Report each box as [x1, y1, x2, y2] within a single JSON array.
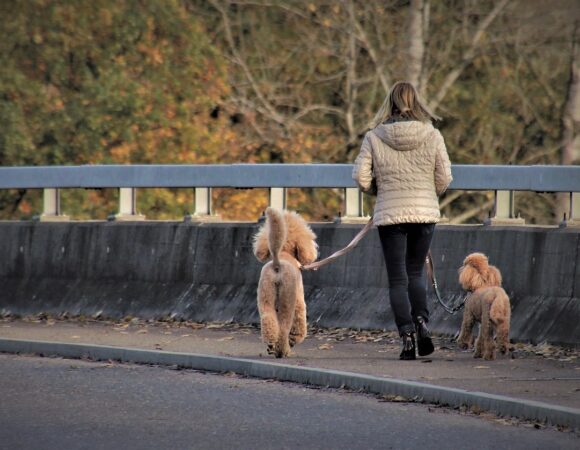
[[557, 21, 580, 221], [0, 0, 231, 219]]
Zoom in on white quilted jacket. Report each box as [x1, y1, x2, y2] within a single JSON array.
[[352, 120, 452, 226]]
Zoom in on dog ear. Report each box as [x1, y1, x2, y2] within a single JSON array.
[[296, 237, 318, 265], [487, 265, 503, 287], [253, 225, 271, 262], [284, 211, 318, 265]]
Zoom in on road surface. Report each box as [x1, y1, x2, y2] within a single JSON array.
[[0, 354, 577, 450]]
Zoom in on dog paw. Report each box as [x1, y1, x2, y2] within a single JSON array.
[[266, 344, 275, 355], [275, 349, 290, 359]]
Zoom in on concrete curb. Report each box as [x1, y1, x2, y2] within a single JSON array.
[[1, 337, 579, 429]]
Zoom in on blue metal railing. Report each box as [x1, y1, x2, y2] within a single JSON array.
[[1, 164, 579, 192], [0, 164, 578, 223]]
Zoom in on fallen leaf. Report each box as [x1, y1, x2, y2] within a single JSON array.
[[136, 329, 148, 334], [318, 344, 333, 350], [218, 336, 234, 342], [474, 365, 490, 369]]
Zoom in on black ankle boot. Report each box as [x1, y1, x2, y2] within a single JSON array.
[[399, 332, 416, 360], [415, 316, 434, 357]]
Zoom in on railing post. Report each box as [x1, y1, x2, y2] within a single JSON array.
[[484, 190, 525, 225], [38, 188, 69, 221], [560, 192, 580, 228], [112, 187, 145, 221], [269, 187, 286, 210], [194, 187, 212, 216], [185, 187, 220, 222], [341, 187, 368, 223]]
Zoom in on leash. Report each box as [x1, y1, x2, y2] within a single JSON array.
[[300, 217, 374, 271], [425, 252, 469, 314], [300, 217, 468, 314]]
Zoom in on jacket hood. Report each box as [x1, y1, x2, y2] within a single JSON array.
[[371, 121, 435, 152]]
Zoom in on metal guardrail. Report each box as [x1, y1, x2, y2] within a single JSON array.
[[0, 164, 579, 224], [1, 164, 580, 191]]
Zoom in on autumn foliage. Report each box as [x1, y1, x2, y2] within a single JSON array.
[[1, 1, 578, 223]]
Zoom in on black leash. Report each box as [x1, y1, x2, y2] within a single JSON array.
[[426, 251, 469, 315]]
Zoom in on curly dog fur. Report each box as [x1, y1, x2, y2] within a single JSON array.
[[253, 208, 318, 358], [457, 252, 511, 360]]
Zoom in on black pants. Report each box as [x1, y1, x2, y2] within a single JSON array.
[[378, 223, 435, 335]]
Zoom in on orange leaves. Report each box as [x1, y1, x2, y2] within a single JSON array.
[[137, 43, 165, 66], [110, 143, 135, 163], [213, 189, 269, 222], [18, 201, 32, 215]]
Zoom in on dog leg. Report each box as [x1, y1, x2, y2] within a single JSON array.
[[458, 312, 476, 350], [480, 307, 495, 360], [257, 276, 279, 354], [490, 293, 511, 356], [495, 320, 510, 355], [473, 333, 483, 358], [274, 274, 297, 358], [289, 276, 307, 348]]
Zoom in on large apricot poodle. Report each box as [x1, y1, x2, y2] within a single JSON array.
[[253, 208, 318, 358], [457, 252, 511, 360]]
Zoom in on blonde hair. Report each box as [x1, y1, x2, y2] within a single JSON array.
[[369, 81, 440, 128]]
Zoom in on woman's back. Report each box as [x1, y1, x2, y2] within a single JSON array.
[[353, 119, 451, 226]]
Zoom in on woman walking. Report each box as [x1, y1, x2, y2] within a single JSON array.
[[352, 81, 452, 360]]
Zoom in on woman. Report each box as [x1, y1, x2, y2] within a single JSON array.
[[352, 81, 452, 360]]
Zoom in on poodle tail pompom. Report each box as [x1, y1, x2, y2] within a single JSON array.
[[265, 207, 287, 270]]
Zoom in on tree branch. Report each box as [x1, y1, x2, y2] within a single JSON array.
[[209, 0, 286, 126], [449, 198, 495, 224], [428, 0, 510, 111]]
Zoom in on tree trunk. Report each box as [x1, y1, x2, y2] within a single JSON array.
[[406, 0, 425, 90], [345, 0, 358, 144], [557, 22, 580, 222]]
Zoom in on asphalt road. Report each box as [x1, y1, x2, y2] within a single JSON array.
[[0, 354, 577, 450]]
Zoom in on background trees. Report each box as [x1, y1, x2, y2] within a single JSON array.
[[1, 0, 579, 223]]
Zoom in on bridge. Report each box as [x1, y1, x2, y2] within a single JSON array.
[[0, 164, 579, 345]]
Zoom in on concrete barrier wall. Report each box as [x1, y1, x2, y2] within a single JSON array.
[[0, 221, 578, 345]]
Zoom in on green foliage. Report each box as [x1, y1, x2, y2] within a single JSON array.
[[0, 0, 229, 219]]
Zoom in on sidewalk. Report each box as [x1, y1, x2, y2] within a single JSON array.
[[1, 316, 579, 413]]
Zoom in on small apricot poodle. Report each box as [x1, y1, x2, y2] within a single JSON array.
[[457, 252, 511, 360], [253, 208, 318, 358]]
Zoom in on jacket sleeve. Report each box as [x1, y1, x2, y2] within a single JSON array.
[[352, 133, 377, 195], [434, 130, 453, 196]]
